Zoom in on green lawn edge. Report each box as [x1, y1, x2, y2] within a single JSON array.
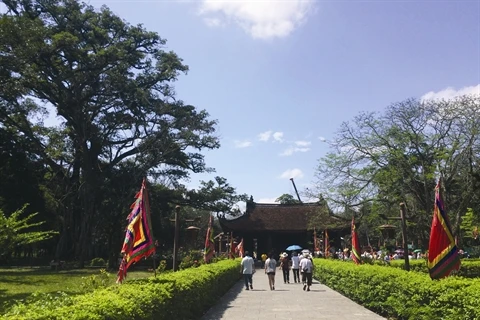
[[3, 259, 241, 320]]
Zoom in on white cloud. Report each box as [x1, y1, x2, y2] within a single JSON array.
[[258, 130, 272, 142], [258, 130, 283, 142], [204, 17, 223, 27], [198, 0, 315, 40], [279, 168, 304, 179], [318, 136, 326, 142], [294, 140, 311, 147], [232, 201, 247, 213], [234, 140, 252, 148], [421, 84, 480, 101], [257, 197, 279, 204], [280, 147, 310, 156], [272, 131, 284, 142]]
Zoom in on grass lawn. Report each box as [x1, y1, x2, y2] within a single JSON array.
[[0, 267, 153, 314]]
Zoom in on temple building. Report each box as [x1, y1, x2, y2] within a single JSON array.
[[218, 196, 350, 256]]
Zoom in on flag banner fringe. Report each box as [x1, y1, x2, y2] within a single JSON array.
[[427, 180, 461, 280], [116, 179, 155, 283]]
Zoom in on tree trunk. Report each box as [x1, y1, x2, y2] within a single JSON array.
[[77, 173, 98, 268]]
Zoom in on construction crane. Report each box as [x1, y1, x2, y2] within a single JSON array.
[[289, 178, 302, 203]]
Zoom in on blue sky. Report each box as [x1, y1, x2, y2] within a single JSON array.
[[5, 0, 480, 207]]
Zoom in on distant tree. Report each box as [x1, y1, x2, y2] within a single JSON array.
[[275, 194, 301, 204], [460, 208, 480, 245], [0, 205, 57, 261], [311, 96, 480, 248]]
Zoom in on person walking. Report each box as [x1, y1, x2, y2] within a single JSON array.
[[241, 251, 255, 290], [291, 252, 300, 283], [261, 253, 267, 268], [264, 252, 277, 290], [299, 254, 313, 291], [299, 252, 306, 285], [280, 253, 290, 284]]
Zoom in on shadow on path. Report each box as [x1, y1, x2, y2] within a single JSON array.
[[201, 278, 245, 320], [201, 271, 386, 320]]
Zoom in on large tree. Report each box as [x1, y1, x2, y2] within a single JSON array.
[[0, 0, 229, 265], [312, 96, 480, 248]]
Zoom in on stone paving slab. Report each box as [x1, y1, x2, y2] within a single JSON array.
[[201, 270, 386, 320]]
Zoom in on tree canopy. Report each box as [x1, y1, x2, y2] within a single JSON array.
[[0, 0, 245, 266], [311, 96, 480, 248]]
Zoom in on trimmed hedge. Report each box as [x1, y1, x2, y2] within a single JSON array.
[[4, 259, 241, 320], [380, 259, 480, 278], [313, 258, 480, 320]]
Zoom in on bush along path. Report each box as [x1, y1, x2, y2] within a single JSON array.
[[4, 259, 241, 320], [313, 258, 480, 320]]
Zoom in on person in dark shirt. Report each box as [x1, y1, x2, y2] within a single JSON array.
[[280, 253, 290, 284]]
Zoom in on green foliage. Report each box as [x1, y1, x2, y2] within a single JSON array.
[[4, 259, 241, 320], [0, 0, 246, 265], [311, 96, 480, 250], [0, 268, 152, 314], [460, 208, 480, 240], [89, 258, 106, 267], [383, 259, 480, 278], [80, 269, 111, 291], [313, 258, 480, 320], [0, 205, 57, 259], [275, 194, 301, 204], [179, 250, 203, 270], [156, 260, 167, 273]]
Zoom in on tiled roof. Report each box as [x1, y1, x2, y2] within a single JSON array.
[[219, 202, 347, 232]]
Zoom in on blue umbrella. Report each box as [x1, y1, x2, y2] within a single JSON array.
[[286, 245, 302, 251]]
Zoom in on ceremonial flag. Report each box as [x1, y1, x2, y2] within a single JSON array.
[[117, 178, 156, 283], [314, 227, 319, 252], [229, 233, 235, 259], [325, 230, 330, 258], [351, 217, 361, 265], [427, 179, 461, 279], [236, 238, 244, 258], [204, 214, 215, 263]]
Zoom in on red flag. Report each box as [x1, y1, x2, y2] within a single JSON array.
[[117, 179, 155, 283], [236, 238, 244, 258], [351, 217, 361, 265], [204, 214, 215, 263], [314, 227, 319, 252], [427, 180, 461, 279], [229, 233, 235, 259], [324, 230, 330, 258]]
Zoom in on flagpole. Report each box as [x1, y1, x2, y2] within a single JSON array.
[[153, 240, 157, 278]]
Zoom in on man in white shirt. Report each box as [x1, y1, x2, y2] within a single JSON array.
[[299, 255, 313, 291], [291, 252, 300, 283], [241, 251, 255, 290]]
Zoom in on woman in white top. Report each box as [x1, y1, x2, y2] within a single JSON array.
[[264, 253, 277, 290], [291, 252, 300, 283]]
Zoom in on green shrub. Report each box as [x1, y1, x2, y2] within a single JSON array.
[[313, 258, 480, 320], [156, 260, 167, 273], [89, 258, 106, 267], [179, 250, 203, 270], [80, 269, 111, 291], [5, 258, 241, 320], [385, 259, 480, 278]]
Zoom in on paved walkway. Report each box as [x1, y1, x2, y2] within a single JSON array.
[[201, 270, 386, 320]]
